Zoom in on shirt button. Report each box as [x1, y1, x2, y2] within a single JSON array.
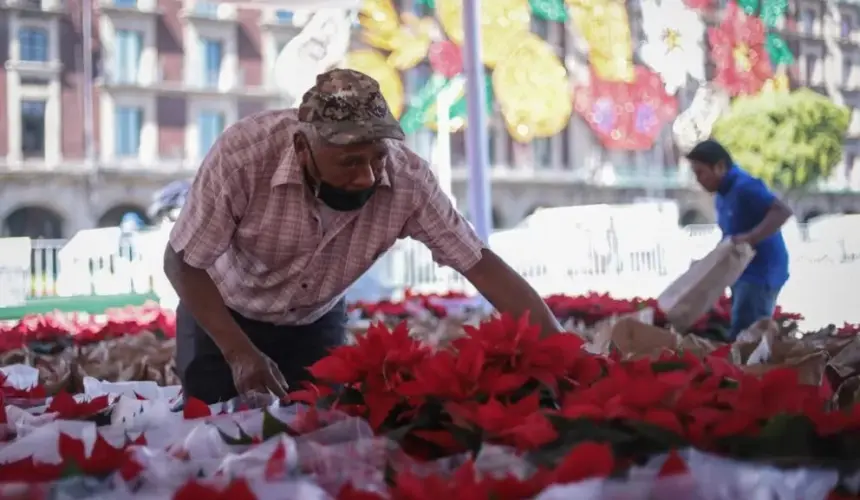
[[289, 308, 296, 312], [301, 283, 308, 289]]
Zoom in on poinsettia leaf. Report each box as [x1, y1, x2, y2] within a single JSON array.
[[60, 460, 84, 479], [650, 360, 691, 373], [619, 420, 687, 450], [442, 422, 483, 456], [217, 426, 256, 446], [261, 408, 290, 440], [760, 0, 787, 27], [530, 0, 568, 22]]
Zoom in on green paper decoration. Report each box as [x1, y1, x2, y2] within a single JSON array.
[[400, 73, 495, 134], [760, 0, 788, 27], [445, 74, 494, 125], [765, 33, 794, 68], [400, 74, 449, 134], [416, 0, 435, 8], [529, 0, 568, 22], [737, 0, 759, 15]]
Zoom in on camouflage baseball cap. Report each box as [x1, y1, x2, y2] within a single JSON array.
[[297, 68, 405, 145]]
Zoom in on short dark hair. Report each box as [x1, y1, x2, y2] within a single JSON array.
[[685, 139, 733, 167]]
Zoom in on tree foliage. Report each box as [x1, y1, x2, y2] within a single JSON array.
[[711, 89, 850, 191]]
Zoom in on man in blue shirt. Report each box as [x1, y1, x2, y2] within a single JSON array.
[[686, 139, 793, 340]]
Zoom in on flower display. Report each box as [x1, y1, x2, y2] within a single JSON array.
[[1, 305, 860, 497], [638, 0, 706, 95], [573, 66, 679, 150], [708, 1, 774, 96]]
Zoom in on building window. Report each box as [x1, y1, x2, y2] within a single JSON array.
[[115, 30, 143, 84], [201, 39, 223, 87], [804, 53, 816, 84], [844, 57, 853, 86], [801, 9, 816, 34], [198, 111, 225, 157], [276, 10, 293, 23], [194, 2, 219, 17], [115, 106, 143, 157], [534, 138, 552, 168], [19, 27, 48, 62], [113, 0, 138, 6], [21, 100, 46, 158], [846, 153, 856, 180], [842, 14, 854, 38]]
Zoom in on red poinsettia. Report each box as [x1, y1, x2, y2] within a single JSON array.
[[46, 392, 111, 420], [173, 478, 256, 500], [0, 432, 146, 482], [573, 66, 678, 151], [446, 394, 558, 449], [708, 1, 772, 96], [309, 322, 431, 429]]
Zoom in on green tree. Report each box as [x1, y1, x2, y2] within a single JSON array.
[[711, 89, 850, 191]]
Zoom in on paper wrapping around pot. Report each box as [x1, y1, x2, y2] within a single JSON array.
[[594, 318, 719, 360], [74, 332, 175, 386], [741, 351, 829, 387], [30, 350, 73, 394], [658, 240, 755, 332], [590, 310, 657, 355]]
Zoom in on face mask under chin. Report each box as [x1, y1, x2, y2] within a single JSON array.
[[303, 148, 378, 212]]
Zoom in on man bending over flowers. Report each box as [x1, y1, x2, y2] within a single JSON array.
[[164, 69, 564, 404]]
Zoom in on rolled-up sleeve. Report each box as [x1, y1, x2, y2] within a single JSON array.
[[169, 151, 247, 269], [401, 163, 485, 273]]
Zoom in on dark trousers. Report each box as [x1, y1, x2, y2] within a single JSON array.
[[175, 300, 347, 404]]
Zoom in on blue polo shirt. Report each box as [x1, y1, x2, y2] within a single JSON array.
[[715, 165, 789, 289]]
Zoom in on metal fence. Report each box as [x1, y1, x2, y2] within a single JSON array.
[[2, 223, 858, 326]]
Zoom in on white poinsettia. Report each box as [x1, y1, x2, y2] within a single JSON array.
[[638, 0, 706, 95]]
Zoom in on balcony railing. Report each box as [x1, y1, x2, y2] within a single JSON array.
[[181, 0, 237, 21], [99, 0, 158, 13], [2, 0, 63, 12]]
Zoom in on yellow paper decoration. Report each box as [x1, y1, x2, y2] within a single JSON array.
[[761, 72, 789, 94], [343, 50, 405, 119], [566, 0, 634, 82], [359, 0, 433, 70], [435, 0, 532, 69], [493, 33, 572, 142]]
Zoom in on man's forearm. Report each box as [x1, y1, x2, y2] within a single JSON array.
[[163, 244, 255, 355], [464, 249, 564, 337], [747, 204, 792, 245]]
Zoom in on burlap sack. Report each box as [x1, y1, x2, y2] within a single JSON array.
[[658, 239, 755, 332], [593, 317, 719, 360]]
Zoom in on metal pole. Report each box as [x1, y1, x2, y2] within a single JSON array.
[[82, 0, 95, 165], [462, 0, 492, 242]]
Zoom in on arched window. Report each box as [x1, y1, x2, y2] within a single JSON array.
[[97, 205, 151, 228], [2, 206, 65, 239]]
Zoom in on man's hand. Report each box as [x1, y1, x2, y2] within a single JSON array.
[[223, 345, 290, 399], [731, 233, 753, 246]]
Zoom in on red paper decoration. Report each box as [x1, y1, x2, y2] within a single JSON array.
[[708, 1, 773, 96], [573, 66, 679, 151], [428, 40, 463, 79], [683, 0, 712, 8]]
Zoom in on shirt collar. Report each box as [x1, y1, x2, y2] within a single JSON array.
[[717, 164, 739, 195], [270, 143, 393, 189]]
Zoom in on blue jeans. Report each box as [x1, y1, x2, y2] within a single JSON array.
[[728, 281, 782, 341]]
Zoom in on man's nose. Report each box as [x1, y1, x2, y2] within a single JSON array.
[[351, 164, 376, 189]]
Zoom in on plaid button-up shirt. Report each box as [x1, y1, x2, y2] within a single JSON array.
[[169, 110, 484, 325]]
